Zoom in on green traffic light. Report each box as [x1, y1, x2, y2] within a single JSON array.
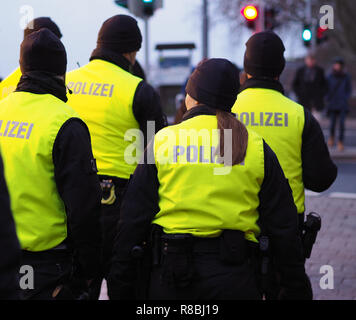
[[114, 0, 128, 8], [302, 29, 312, 41]]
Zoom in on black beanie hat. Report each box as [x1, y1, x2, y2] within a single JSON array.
[[186, 58, 240, 111], [333, 57, 345, 65], [244, 31, 285, 78], [96, 15, 142, 53], [24, 17, 62, 39], [20, 28, 67, 75]]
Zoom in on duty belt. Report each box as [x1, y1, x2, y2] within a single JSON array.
[[161, 234, 221, 253]]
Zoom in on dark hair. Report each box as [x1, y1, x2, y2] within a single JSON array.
[[216, 109, 248, 166], [174, 100, 187, 125], [333, 57, 345, 66]]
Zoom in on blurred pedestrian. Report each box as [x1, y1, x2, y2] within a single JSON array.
[[0, 153, 21, 300], [0, 29, 102, 300], [0, 17, 62, 100], [66, 15, 167, 299], [108, 58, 312, 300], [292, 54, 328, 121], [326, 58, 352, 151]]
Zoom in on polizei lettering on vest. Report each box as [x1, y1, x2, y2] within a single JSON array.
[[236, 112, 289, 127], [67, 81, 115, 97], [0, 120, 34, 139], [172, 145, 244, 165]]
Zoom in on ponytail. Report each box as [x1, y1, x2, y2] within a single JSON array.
[[216, 109, 248, 166]]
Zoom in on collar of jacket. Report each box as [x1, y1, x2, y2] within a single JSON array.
[[239, 77, 285, 95], [182, 104, 235, 122], [332, 70, 347, 78], [89, 47, 133, 73], [16, 71, 68, 102]]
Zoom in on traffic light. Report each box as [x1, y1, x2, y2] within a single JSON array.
[[316, 26, 328, 45], [142, 0, 154, 17], [114, 0, 128, 8], [115, 0, 162, 19], [302, 24, 312, 47], [241, 5, 259, 30], [264, 7, 279, 30]]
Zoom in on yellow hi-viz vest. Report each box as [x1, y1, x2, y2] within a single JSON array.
[[153, 115, 265, 243], [0, 92, 79, 251], [66, 59, 142, 179], [0, 67, 22, 100], [232, 88, 305, 214]]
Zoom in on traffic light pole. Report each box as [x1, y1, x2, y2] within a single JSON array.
[[202, 0, 209, 59], [306, 0, 316, 51], [144, 17, 150, 79], [256, 0, 265, 33]]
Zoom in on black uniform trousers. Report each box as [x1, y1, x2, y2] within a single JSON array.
[[149, 255, 261, 300], [20, 250, 72, 300], [148, 232, 262, 300], [89, 177, 128, 300]]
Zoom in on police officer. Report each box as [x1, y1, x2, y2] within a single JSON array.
[[232, 32, 337, 232], [108, 59, 312, 300], [0, 17, 62, 100], [0, 152, 21, 299], [66, 15, 166, 299], [0, 29, 102, 300]]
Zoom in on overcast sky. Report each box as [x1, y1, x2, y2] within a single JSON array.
[[0, 0, 306, 78]]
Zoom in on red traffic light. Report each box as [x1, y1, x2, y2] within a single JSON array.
[[241, 5, 258, 21], [317, 25, 328, 45], [317, 26, 328, 39]]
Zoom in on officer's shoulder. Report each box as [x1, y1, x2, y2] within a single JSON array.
[[47, 94, 80, 118], [280, 94, 305, 114], [1, 67, 22, 83], [155, 122, 181, 138], [66, 63, 89, 79], [245, 126, 264, 144], [0, 67, 22, 97]]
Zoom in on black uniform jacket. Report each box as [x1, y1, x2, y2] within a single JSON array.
[[15, 72, 102, 279], [108, 105, 311, 300], [240, 78, 337, 192], [0, 154, 21, 299]]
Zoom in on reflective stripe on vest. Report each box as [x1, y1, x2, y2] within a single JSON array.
[[232, 88, 305, 213], [0, 92, 79, 251], [66, 59, 142, 179], [152, 115, 265, 242], [0, 67, 22, 100]]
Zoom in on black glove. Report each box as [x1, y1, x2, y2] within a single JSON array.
[[278, 272, 313, 300], [107, 261, 136, 300], [53, 278, 90, 300]]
